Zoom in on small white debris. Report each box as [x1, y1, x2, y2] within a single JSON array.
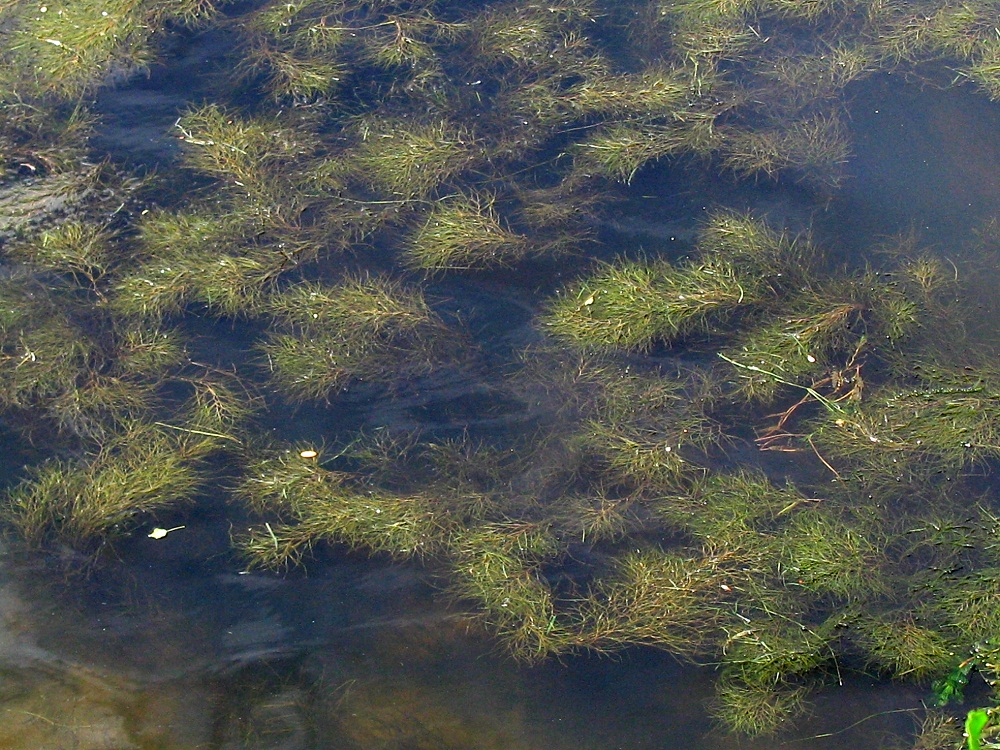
[[148, 526, 185, 539]]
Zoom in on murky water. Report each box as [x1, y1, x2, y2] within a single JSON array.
[[3, 6, 1000, 750]]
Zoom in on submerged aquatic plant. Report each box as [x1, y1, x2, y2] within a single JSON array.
[[6, 0, 1000, 744], [261, 276, 465, 401], [3, 422, 210, 546], [406, 193, 531, 270]]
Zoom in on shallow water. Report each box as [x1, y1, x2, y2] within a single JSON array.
[[3, 7, 1000, 750]]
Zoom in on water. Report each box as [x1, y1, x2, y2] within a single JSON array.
[[3, 4, 1000, 749]]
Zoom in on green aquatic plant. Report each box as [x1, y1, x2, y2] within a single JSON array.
[[0, 94, 94, 176], [446, 521, 567, 660], [576, 366, 720, 489], [0, 279, 97, 413], [696, 209, 817, 287], [556, 492, 640, 544], [111, 207, 280, 320], [467, 0, 600, 71], [930, 568, 1000, 647], [572, 120, 718, 183], [932, 658, 976, 707], [261, 276, 464, 401], [721, 615, 838, 689], [710, 679, 810, 736], [1, 0, 223, 97], [910, 712, 964, 750], [354, 119, 481, 201], [810, 365, 1000, 476], [3, 422, 209, 546], [718, 263, 929, 405], [778, 505, 880, 599], [573, 547, 736, 656], [856, 615, 955, 681], [406, 193, 531, 270], [237, 0, 348, 101], [652, 470, 804, 549], [113, 243, 275, 320], [543, 257, 750, 351], [720, 112, 851, 188], [543, 212, 817, 352], [236, 443, 462, 568], [176, 104, 323, 214], [4, 218, 113, 287], [114, 326, 187, 378], [965, 709, 993, 750]]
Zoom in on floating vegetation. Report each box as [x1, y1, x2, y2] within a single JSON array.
[[543, 257, 749, 351], [811, 365, 1000, 476]]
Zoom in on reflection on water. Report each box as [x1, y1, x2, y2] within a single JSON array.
[[0, 533, 937, 749]]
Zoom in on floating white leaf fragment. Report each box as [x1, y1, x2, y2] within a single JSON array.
[[806, 354, 816, 363], [148, 525, 185, 539], [299, 449, 318, 459]]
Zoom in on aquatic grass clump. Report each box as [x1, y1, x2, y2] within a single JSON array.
[[718, 273, 898, 405], [240, 489, 455, 568], [113, 244, 275, 320], [467, 0, 600, 71], [719, 302, 865, 404], [555, 492, 639, 544], [110, 206, 282, 320], [176, 104, 323, 211], [4, 219, 113, 286], [2, 422, 208, 546], [359, 11, 457, 72], [653, 471, 804, 549], [2, 0, 223, 97], [710, 679, 809, 736], [574, 547, 734, 656], [778, 506, 880, 599], [929, 568, 1000, 647], [566, 67, 692, 120], [543, 257, 750, 351], [115, 326, 187, 378], [542, 216, 812, 353], [811, 366, 1000, 475], [854, 615, 954, 681], [236, 444, 461, 568], [447, 521, 568, 660], [0, 282, 92, 402], [719, 113, 851, 188], [175, 371, 258, 440], [354, 119, 480, 200], [717, 615, 839, 719], [573, 121, 718, 183], [575, 367, 720, 489], [238, 1, 347, 101], [262, 276, 463, 401], [0, 93, 95, 176], [696, 209, 817, 288], [406, 193, 531, 270]]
